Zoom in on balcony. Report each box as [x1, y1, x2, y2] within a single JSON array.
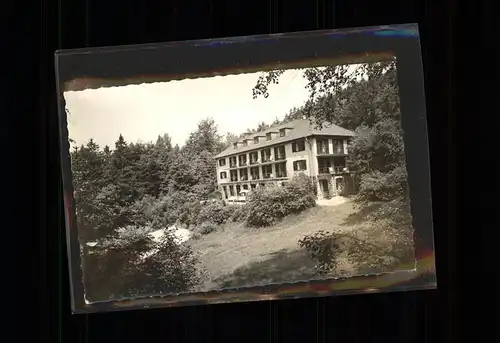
[[276, 172, 287, 178], [317, 148, 330, 155], [229, 162, 237, 168], [239, 161, 248, 167], [318, 166, 346, 174], [262, 156, 271, 163], [249, 159, 259, 165], [250, 174, 260, 180], [263, 173, 272, 179], [240, 175, 249, 181], [275, 154, 286, 161], [230, 177, 238, 182]]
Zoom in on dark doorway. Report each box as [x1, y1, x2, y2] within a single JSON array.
[[335, 177, 345, 195], [320, 179, 330, 199]]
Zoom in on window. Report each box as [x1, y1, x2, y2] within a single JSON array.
[[318, 159, 330, 173], [220, 171, 227, 179], [233, 143, 238, 149], [274, 146, 286, 160], [259, 183, 266, 188], [266, 133, 272, 141], [332, 140, 343, 154], [250, 184, 257, 190], [243, 140, 248, 146], [250, 167, 260, 180], [293, 160, 307, 171], [239, 169, 248, 181], [261, 148, 271, 162], [292, 140, 306, 152], [254, 137, 259, 144], [279, 129, 286, 137], [249, 151, 259, 164], [222, 186, 228, 198], [236, 185, 241, 195], [317, 139, 329, 154], [230, 170, 238, 181], [229, 186, 235, 196], [219, 158, 226, 166], [262, 165, 273, 178], [238, 154, 247, 166], [243, 184, 249, 190], [229, 157, 237, 168], [275, 162, 287, 178]]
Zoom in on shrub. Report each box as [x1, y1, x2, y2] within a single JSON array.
[[356, 165, 409, 204], [197, 201, 232, 225], [228, 205, 249, 223], [82, 225, 206, 301], [298, 230, 342, 275], [245, 174, 316, 227], [196, 221, 219, 235]]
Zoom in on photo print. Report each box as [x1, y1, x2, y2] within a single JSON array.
[[56, 24, 436, 313]]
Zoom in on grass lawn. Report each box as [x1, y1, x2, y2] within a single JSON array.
[[188, 199, 377, 291]]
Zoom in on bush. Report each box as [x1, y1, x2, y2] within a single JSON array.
[[196, 221, 219, 235], [228, 205, 249, 223], [356, 165, 409, 204], [82, 225, 206, 301], [197, 201, 232, 225], [245, 174, 316, 227], [298, 230, 341, 275]]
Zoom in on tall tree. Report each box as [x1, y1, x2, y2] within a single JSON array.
[[107, 134, 140, 205], [70, 139, 108, 241], [184, 118, 224, 155]]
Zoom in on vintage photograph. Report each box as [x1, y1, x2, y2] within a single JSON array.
[[64, 59, 416, 303]]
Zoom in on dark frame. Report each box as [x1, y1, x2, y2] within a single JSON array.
[[55, 23, 436, 314]]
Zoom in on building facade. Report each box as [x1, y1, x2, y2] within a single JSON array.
[[214, 119, 356, 202]]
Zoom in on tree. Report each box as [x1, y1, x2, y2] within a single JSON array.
[[107, 134, 141, 205], [188, 150, 218, 198], [181, 119, 224, 199], [184, 118, 224, 155], [70, 139, 108, 241], [135, 144, 163, 198]]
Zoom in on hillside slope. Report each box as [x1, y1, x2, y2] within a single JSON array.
[[188, 199, 371, 290]]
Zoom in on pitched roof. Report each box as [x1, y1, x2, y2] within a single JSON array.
[[215, 119, 355, 158]]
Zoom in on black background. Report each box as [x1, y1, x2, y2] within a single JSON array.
[[3, 0, 476, 341]]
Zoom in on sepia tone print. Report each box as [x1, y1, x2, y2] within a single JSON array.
[[64, 59, 417, 304]]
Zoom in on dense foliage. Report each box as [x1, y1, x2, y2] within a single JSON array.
[[71, 119, 226, 301], [253, 60, 415, 273], [245, 174, 317, 227]]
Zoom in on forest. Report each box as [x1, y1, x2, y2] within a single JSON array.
[[70, 60, 415, 302]]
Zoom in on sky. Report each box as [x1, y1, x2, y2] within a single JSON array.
[[64, 69, 311, 149]]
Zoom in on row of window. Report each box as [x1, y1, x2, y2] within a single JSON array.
[[316, 139, 344, 155], [220, 139, 344, 167], [219, 141, 306, 167], [232, 128, 292, 149], [222, 182, 288, 197], [219, 160, 308, 181]]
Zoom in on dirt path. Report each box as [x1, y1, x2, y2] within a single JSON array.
[[188, 198, 364, 289]]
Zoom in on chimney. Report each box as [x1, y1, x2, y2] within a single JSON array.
[[245, 138, 254, 146]]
